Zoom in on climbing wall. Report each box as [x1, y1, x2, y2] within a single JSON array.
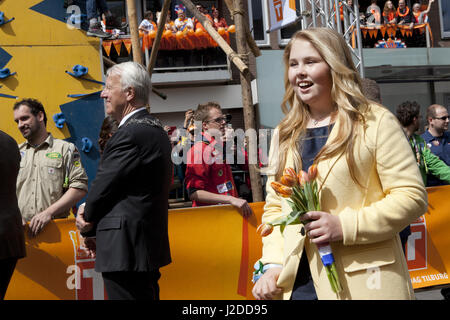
[[0, 0, 106, 187]]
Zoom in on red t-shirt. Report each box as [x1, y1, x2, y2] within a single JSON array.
[[185, 133, 238, 207]]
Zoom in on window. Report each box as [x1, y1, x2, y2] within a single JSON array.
[[438, 0, 450, 39], [278, 0, 302, 45], [144, 0, 162, 14], [248, 0, 270, 46], [106, 0, 126, 21]]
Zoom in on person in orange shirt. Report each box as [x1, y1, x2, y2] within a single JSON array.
[[396, 0, 414, 27], [212, 7, 228, 29], [194, 3, 212, 31], [412, 0, 434, 24], [160, 11, 177, 32], [382, 0, 397, 24]]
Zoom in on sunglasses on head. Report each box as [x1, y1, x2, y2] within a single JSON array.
[[207, 116, 227, 124], [206, 114, 232, 124]]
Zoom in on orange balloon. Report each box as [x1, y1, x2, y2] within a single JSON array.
[[227, 25, 235, 33], [149, 30, 157, 39], [163, 30, 173, 38], [195, 28, 204, 36], [187, 29, 195, 36], [176, 31, 183, 40], [218, 27, 225, 35]]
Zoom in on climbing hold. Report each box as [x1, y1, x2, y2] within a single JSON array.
[[72, 64, 88, 77], [52, 112, 66, 129], [0, 68, 16, 79], [65, 64, 104, 85], [81, 137, 93, 153], [0, 12, 15, 26]]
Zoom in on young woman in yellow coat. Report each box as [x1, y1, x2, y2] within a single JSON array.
[[252, 28, 427, 300]]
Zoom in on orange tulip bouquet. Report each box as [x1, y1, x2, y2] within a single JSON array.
[[257, 165, 342, 293]]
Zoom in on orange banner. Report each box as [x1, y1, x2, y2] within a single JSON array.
[[360, 23, 431, 41], [103, 26, 235, 57], [406, 185, 450, 289], [5, 186, 450, 299]]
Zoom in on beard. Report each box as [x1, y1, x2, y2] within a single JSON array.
[[20, 125, 39, 140]]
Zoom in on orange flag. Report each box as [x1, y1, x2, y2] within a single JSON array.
[[123, 39, 132, 55], [362, 28, 368, 38], [102, 40, 112, 57], [112, 40, 123, 56]]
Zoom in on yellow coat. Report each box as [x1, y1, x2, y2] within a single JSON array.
[[261, 104, 427, 300]]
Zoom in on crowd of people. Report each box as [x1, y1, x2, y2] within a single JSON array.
[[138, 4, 229, 35], [1, 25, 449, 301], [342, 0, 435, 47], [361, 0, 435, 26], [84, 1, 231, 40], [0, 61, 258, 300]]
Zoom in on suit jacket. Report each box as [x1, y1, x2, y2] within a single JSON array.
[[261, 104, 427, 300], [84, 110, 172, 273], [0, 130, 26, 260]]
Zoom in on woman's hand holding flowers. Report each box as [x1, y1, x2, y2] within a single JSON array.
[[301, 211, 343, 245]]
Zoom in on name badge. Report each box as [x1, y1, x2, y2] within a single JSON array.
[[217, 181, 233, 194]]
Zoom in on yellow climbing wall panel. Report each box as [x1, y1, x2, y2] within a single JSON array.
[[0, 0, 104, 143]]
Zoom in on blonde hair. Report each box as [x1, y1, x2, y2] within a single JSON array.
[[275, 28, 370, 186]]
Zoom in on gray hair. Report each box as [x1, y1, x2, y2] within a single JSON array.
[[106, 62, 151, 106]]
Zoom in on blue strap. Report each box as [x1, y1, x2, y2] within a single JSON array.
[[0, 93, 18, 99], [65, 71, 105, 85], [67, 92, 99, 98]]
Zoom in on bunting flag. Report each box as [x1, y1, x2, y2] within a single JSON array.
[[112, 40, 123, 55], [267, 0, 298, 32], [123, 39, 132, 55], [101, 27, 235, 56], [360, 23, 432, 47], [102, 40, 112, 56]]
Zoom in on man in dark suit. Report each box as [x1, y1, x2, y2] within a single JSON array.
[[76, 61, 172, 300], [0, 130, 26, 300]]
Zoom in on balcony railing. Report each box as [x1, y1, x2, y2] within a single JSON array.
[[102, 28, 234, 84], [360, 23, 432, 48]]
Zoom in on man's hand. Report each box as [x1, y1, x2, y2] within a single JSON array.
[[184, 109, 194, 128], [252, 267, 283, 300], [228, 197, 253, 218], [75, 204, 93, 234], [81, 237, 97, 259], [28, 210, 52, 237]]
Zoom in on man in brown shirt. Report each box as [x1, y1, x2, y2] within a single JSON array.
[[13, 98, 88, 237]]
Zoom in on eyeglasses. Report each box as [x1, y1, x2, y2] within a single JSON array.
[[434, 116, 449, 121], [206, 116, 227, 124]]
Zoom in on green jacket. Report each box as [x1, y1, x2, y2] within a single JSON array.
[[409, 133, 450, 185]]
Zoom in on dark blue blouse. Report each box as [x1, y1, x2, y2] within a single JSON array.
[[300, 124, 334, 171], [291, 124, 333, 300]]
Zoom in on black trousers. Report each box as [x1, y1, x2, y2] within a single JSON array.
[[0, 258, 18, 300], [102, 269, 161, 300]]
